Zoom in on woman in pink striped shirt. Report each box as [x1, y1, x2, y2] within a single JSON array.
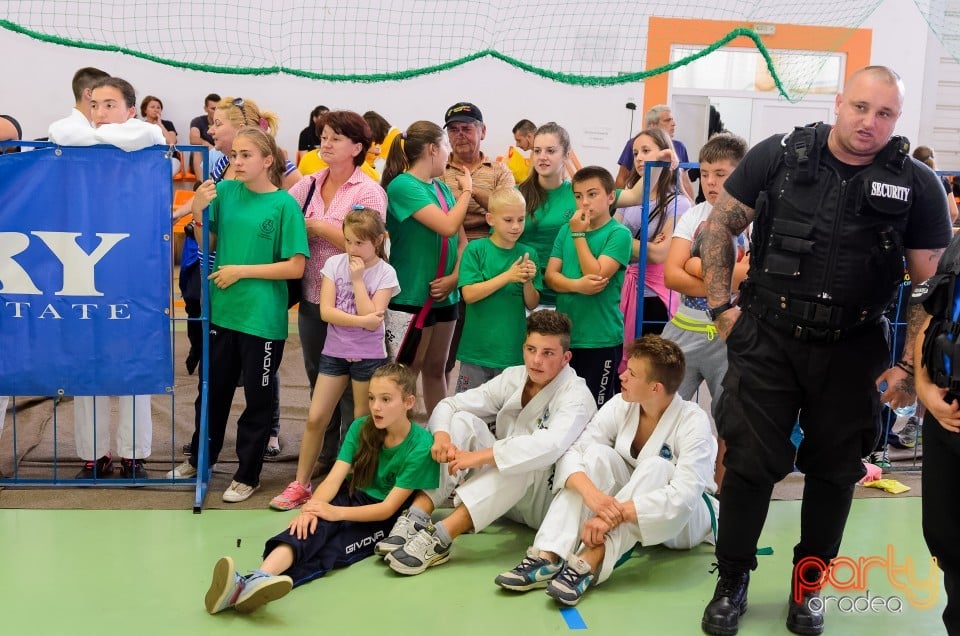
[[287, 111, 388, 474]]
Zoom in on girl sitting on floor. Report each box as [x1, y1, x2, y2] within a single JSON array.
[[204, 363, 439, 614]]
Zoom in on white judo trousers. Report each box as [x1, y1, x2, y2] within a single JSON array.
[[73, 395, 153, 460], [537, 392, 719, 584], [535, 445, 718, 584], [427, 364, 597, 532], [427, 411, 558, 531]]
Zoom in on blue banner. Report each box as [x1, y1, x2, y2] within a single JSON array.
[[0, 144, 173, 395]]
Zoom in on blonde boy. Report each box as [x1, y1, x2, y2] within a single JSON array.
[[454, 188, 541, 391]]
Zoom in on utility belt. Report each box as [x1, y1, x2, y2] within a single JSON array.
[[670, 313, 719, 340], [740, 284, 881, 343]]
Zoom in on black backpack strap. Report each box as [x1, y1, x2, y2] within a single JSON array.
[[301, 178, 318, 212], [783, 123, 827, 186]]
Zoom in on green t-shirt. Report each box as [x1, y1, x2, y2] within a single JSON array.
[[386, 173, 459, 307], [208, 180, 309, 340], [457, 238, 542, 369], [550, 219, 632, 348], [337, 417, 439, 501], [518, 181, 576, 306]]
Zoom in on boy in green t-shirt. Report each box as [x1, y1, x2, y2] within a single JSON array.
[[545, 166, 632, 408], [456, 188, 542, 391]]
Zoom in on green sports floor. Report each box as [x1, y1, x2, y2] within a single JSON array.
[[0, 497, 944, 635]]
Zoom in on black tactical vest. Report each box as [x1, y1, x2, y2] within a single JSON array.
[[917, 232, 960, 396], [743, 123, 915, 334]]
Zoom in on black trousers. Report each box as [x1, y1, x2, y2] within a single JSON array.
[[922, 409, 960, 635], [714, 312, 887, 574], [183, 262, 282, 438], [192, 324, 285, 486], [179, 261, 203, 361], [570, 344, 622, 408]]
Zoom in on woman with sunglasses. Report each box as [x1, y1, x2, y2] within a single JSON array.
[[175, 96, 302, 466]]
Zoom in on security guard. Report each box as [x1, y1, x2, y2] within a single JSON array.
[[914, 232, 960, 636], [698, 66, 951, 635]]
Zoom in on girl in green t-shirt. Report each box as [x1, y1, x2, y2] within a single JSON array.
[[382, 121, 472, 416], [184, 127, 309, 504], [203, 363, 439, 615], [517, 122, 577, 307]]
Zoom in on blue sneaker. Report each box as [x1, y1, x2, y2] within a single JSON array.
[[234, 571, 293, 613], [205, 556, 243, 614], [546, 554, 594, 606], [495, 547, 562, 591]]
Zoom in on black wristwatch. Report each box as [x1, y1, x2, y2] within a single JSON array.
[[706, 301, 735, 321]]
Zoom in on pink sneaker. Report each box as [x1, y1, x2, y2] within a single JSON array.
[[269, 481, 312, 511]]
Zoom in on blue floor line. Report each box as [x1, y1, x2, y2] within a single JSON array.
[[560, 606, 587, 629]]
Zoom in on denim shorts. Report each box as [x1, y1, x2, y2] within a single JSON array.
[[316, 354, 388, 382]]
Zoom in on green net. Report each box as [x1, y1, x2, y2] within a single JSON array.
[[0, 0, 951, 99]]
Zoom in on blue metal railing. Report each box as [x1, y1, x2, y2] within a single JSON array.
[[0, 141, 215, 509]]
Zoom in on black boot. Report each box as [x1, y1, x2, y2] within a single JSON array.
[[701, 570, 749, 635], [787, 558, 825, 635], [787, 588, 824, 634]]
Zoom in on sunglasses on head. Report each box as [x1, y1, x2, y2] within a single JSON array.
[[232, 97, 247, 122]]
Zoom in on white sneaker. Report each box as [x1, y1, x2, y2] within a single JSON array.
[[385, 526, 450, 575], [234, 572, 293, 613], [223, 480, 260, 503], [166, 461, 197, 479], [375, 510, 425, 556]]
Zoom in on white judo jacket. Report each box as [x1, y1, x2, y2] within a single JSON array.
[[429, 365, 597, 475], [49, 109, 166, 151], [555, 393, 717, 546]]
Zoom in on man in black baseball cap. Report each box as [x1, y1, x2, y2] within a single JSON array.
[[444, 102, 483, 127]]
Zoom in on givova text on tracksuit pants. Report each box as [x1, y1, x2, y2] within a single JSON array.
[[191, 324, 284, 487]]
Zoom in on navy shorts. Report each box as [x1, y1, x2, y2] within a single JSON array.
[[265, 488, 413, 587], [316, 354, 388, 382]]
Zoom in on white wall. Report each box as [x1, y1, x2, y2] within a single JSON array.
[[0, 0, 940, 169], [0, 27, 641, 172], [861, 0, 936, 145]]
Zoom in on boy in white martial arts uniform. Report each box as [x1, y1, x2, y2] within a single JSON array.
[[495, 334, 718, 605], [49, 76, 166, 479], [379, 310, 597, 575]]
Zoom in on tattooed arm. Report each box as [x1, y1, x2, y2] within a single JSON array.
[[903, 248, 946, 365], [877, 247, 946, 407], [700, 188, 756, 339]]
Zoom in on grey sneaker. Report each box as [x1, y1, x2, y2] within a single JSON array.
[[204, 556, 242, 614], [375, 510, 426, 556], [385, 526, 450, 575], [545, 554, 595, 606], [898, 416, 921, 449], [234, 572, 293, 614], [495, 546, 562, 591]]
